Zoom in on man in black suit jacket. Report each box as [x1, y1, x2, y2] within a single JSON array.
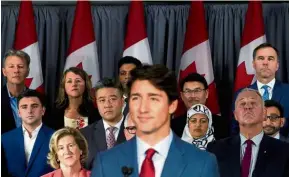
[[207, 88, 289, 177], [80, 78, 126, 170], [1, 49, 30, 134], [171, 73, 229, 140]]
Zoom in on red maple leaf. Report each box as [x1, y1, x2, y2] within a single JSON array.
[[76, 62, 92, 80], [179, 61, 205, 82], [25, 78, 33, 88], [234, 62, 255, 92]]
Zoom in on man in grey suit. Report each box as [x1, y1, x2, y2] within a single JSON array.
[[263, 100, 289, 143], [91, 65, 219, 177], [81, 78, 126, 170]]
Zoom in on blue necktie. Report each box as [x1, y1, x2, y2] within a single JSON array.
[[262, 85, 270, 101]]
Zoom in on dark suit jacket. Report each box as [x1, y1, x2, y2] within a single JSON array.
[[51, 102, 101, 130], [1, 85, 17, 134], [171, 113, 230, 140], [80, 119, 126, 170], [280, 135, 289, 143], [232, 80, 289, 136], [91, 134, 220, 177], [2, 124, 54, 177], [207, 135, 289, 177]]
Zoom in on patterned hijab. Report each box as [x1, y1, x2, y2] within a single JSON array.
[[181, 104, 215, 150]]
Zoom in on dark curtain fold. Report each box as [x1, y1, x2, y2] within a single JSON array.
[[1, 2, 289, 119]]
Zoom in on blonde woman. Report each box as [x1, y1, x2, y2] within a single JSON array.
[[41, 127, 90, 177]]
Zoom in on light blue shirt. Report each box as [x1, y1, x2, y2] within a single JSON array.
[[240, 131, 264, 177], [7, 85, 23, 127], [136, 130, 173, 177]]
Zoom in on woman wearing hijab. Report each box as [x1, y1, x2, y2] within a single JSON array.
[[181, 104, 215, 150]]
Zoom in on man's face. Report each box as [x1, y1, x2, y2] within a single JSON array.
[[234, 90, 266, 127], [181, 81, 208, 109], [96, 88, 124, 122], [263, 106, 285, 136], [253, 47, 279, 80], [124, 114, 136, 140], [2, 56, 29, 85], [18, 97, 45, 127], [119, 64, 137, 88], [129, 80, 178, 136]]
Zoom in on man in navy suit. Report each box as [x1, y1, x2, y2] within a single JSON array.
[[91, 65, 219, 177], [2, 89, 54, 177], [209, 88, 289, 177], [232, 43, 289, 136]]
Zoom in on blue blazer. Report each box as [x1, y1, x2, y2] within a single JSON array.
[[232, 80, 289, 136], [91, 133, 220, 177], [2, 124, 54, 177]]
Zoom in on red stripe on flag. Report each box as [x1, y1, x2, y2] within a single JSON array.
[[182, 1, 208, 53], [14, 0, 37, 50], [67, 1, 95, 55], [241, 2, 265, 47], [124, 1, 147, 50]]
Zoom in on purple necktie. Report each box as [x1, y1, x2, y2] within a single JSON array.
[[106, 126, 116, 149], [242, 139, 254, 177]]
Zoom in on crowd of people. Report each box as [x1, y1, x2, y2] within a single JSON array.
[[1, 43, 289, 177]]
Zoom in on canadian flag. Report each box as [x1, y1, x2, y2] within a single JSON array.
[[234, 1, 266, 91], [64, 0, 100, 87], [176, 1, 219, 116], [14, 0, 44, 93], [123, 1, 153, 65]]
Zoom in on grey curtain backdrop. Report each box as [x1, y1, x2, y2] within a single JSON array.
[[2, 2, 289, 119]]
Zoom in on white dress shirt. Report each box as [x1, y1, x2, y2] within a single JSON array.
[[257, 78, 275, 100], [22, 123, 42, 164], [103, 116, 124, 140], [273, 132, 280, 140], [240, 131, 264, 177], [137, 130, 173, 177]]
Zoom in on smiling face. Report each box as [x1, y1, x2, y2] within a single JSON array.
[[56, 135, 82, 168], [2, 55, 29, 85], [64, 72, 85, 98], [129, 80, 177, 136]]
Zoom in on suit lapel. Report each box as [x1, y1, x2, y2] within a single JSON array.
[[16, 128, 28, 171], [250, 82, 258, 90], [252, 136, 269, 177], [116, 119, 126, 145], [26, 126, 46, 176], [272, 80, 282, 102], [94, 120, 107, 151], [228, 136, 241, 177], [161, 135, 187, 177]]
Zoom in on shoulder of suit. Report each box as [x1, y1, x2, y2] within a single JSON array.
[[80, 121, 99, 135]]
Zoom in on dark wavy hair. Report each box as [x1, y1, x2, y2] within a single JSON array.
[[55, 67, 93, 116]]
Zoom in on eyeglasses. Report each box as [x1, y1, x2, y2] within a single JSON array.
[[125, 126, 136, 134], [182, 88, 206, 95], [266, 115, 282, 122]]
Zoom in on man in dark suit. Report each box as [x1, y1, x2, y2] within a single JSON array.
[[118, 56, 142, 117], [91, 65, 219, 177], [208, 88, 289, 177], [1, 49, 30, 134], [171, 73, 229, 140], [2, 90, 54, 177], [81, 78, 126, 170], [263, 100, 289, 143], [232, 43, 289, 136]]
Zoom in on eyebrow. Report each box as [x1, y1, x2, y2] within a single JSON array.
[[130, 93, 162, 97], [97, 95, 118, 99]]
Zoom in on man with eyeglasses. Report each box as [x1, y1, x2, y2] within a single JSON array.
[[171, 73, 229, 140], [263, 100, 289, 143], [124, 113, 136, 140]]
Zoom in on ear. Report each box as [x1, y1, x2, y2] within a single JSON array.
[[25, 68, 30, 78], [2, 68, 7, 77], [233, 110, 238, 122], [42, 107, 46, 116], [80, 150, 83, 155], [252, 59, 256, 70], [262, 107, 267, 121], [169, 99, 178, 114], [280, 117, 285, 127], [205, 89, 209, 99]]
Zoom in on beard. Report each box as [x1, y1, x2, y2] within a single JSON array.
[[263, 125, 280, 136]]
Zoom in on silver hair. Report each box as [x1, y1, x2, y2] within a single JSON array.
[[3, 49, 31, 67]]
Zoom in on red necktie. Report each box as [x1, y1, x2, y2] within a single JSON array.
[[242, 139, 254, 177], [139, 148, 156, 177]]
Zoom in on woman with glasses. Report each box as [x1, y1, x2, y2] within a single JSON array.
[[181, 104, 215, 150]]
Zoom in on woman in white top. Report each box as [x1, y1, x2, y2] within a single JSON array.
[[52, 67, 101, 130], [181, 104, 215, 150]]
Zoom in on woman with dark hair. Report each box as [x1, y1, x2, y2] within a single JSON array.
[[52, 67, 100, 130]]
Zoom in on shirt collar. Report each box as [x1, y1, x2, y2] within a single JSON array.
[[7, 85, 27, 98], [137, 130, 173, 158], [274, 132, 280, 139], [240, 131, 264, 146], [22, 123, 43, 138], [257, 78, 275, 90], [103, 116, 124, 131]]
